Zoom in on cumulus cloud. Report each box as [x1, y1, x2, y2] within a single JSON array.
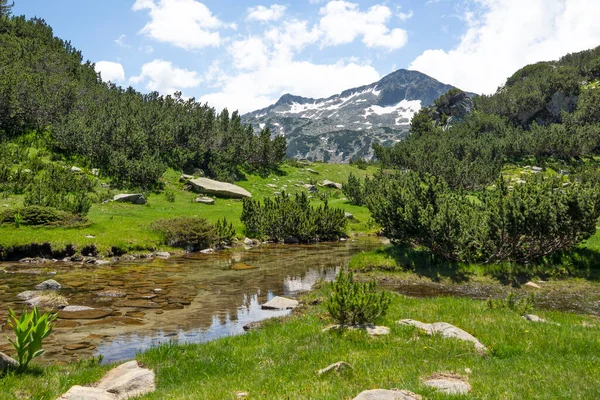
[[132, 0, 233, 49], [130, 59, 202, 94], [410, 0, 600, 94], [247, 4, 287, 22], [318, 1, 408, 50], [95, 61, 125, 82]]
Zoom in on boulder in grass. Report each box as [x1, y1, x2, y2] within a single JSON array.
[[71, 166, 82, 173], [0, 352, 19, 373], [323, 179, 343, 190], [398, 319, 487, 352], [188, 177, 252, 199], [194, 196, 215, 205], [423, 373, 471, 395], [261, 296, 298, 310], [113, 194, 147, 205], [96, 360, 155, 399], [179, 174, 194, 182]]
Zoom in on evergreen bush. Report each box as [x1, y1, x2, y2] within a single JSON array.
[[326, 270, 391, 325]]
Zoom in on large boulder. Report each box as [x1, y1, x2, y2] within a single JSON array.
[[113, 194, 147, 205], [423, 373, 471, 395], [398, 319, 487, 351], [188, 177, 252, 199], [0, 351, 19, 373], [58, 386, 118, 400]]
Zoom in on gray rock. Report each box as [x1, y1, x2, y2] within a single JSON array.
[[26, 294, 68, 309], [95, 259, 111, 265], [0, 351, 19, 372], [17, 290, 39, 300], [323, 179, 343, 190], [91, 168, 100, 176], [113, 193, 147, 205], [398, 319, 487, 351], [531, 166, 543, 172], [70, 166, 82, 173], [353, 389, 422, 400], [423, 374, 471, 395], [523, 314, 545, 323], [200, 248, 215, 254], [318, 361, 353, 375], [58, 386, 118, 400], [267, 184, 278, 188], [323, 324, 390, 336], [154, 252, 170, 259], [194, 196, 215, 205], [307, 168, 319, 174], [35, 279, 61, 290], [179, 174, 194, 182], [96, 360, 156, 399], [261, 296, 299, 310], [58, 306, 113, 320], [345, 212, 354, 219], [547, 91, 578, 119], [188, 177, 251, 198], [303, 184, 318, 192]]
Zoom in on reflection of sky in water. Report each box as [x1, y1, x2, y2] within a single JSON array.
[[98, 268, 336, 364]]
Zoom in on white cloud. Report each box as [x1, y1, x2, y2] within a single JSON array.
[[95, 61, 125, 82], [397, 10, 413, 22], [115, 34, 131, 48], [201, 60, 380, 113], [132, 0, 233, 50], [410, 0, 600, 94], [318, 1, 408, 50], [229, 37, 270, 71], [130, 59, 202, 95], [247, 4, 287, 22]]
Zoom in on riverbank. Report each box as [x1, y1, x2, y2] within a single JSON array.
[[0, 163, 378, 260], [2, 279, 599, 399]]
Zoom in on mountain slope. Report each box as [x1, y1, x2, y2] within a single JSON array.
[[242, 69, 462, 162]]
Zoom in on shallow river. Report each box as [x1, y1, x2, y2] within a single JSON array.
[[0, 237, 383, 365]]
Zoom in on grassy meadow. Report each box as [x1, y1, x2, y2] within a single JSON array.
[[1, 287, 599, 399], [0, 163, 378, 257]]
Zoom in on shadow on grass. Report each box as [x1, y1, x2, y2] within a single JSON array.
[[359, 245, 600, 286]]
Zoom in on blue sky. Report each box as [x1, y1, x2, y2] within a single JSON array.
[[13, 0, 600, 113]]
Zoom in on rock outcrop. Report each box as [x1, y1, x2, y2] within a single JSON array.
[[261, 296, 298, 310], [113, 194, 147, 205], [188, 177, 251, 199], [398, 319, 487, 351]]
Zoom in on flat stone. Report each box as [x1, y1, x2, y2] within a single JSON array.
[[35, 279, 61, 290], [188, 177, 252, 198], [96, 360, 156, 399], [194, 196, 215, 205], [200, 248, 215, 254], [63, 342, 93, 351], [523, 314, 545, 322], [307, 168, 319, 174], [345, 212, 354, 219], [318, 361, 353, 375], [154, 252, 171, 259], [266, 184, 277, 188], [423, 374, 471, 395], [97, 290, 127, 298], [58, 386, 118, 400], [525, 281, 541, 289], [261, 296, 299, 310], [85, 317, 144, 326], [114, 300, 160, 309], [353, 389, 422, 400], [71, 166, 82, 173], [398, 319, 487, 351], [322, 324, 390, 336], [59, 307, 114, 320], [54, 320, 79, 328], [113, 193, 147, 205], [95, 260, 111, 265], [323, 179, 343, 190], [0, 351, 19, 372], [17, 290, 40, 300], [232, 263, 258, 270], [180, 174, 193, 182]]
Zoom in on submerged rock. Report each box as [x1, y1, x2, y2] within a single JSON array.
[[261, 296, 298, 310], [58, 306, 113, 320], [232, 263, 258, 271], [353, 389, 422, 400], [398, 319, 487, 352]]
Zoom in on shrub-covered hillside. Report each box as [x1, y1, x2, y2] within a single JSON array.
[[375, 46, 600, 190], [0, 12, 285, 189]]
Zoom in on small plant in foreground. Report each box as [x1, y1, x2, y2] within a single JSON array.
[[13, 212, 22, 228], [326, 270, 391, 325], [7, 306, 57, 371], [487, 292, 535, 315]]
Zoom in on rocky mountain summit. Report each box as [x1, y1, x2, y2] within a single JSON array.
[[242, 69, 464, 162]]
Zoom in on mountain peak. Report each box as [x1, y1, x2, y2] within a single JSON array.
[[242, 69, 462, 162]]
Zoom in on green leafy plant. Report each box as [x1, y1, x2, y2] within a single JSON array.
[[487, 292, 535, 316], [13, 211, 22, 228], [164, 189, 176, 203], [7, 307, 57, 370], [325, 270, 391, 325]]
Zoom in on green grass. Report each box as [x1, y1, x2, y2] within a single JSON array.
[[2, 289, 599, 399], [0, 163, 379, 256]]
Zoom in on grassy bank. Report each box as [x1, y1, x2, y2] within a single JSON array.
[[0, 163, 378, 258], [2, 285, 599, 399]]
